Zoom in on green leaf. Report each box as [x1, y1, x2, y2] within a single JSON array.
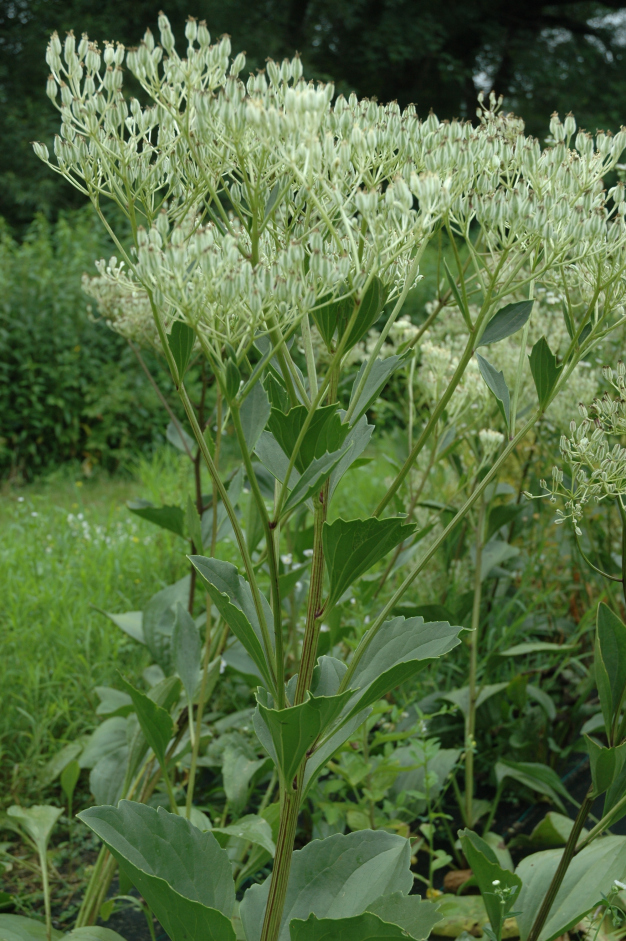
[[499, 642, 575, 657], [347, 616, 463, 719], [348, 355, 407, 426], [40, 742, 85, 786], [268, 405, 348, 474], [212, 814, 276, 857], [255, 689, 354, 784], [302, 709, 373, 795], [478, 300, 534, 347], [328, 416, 373, 500], [79, 717, 127, 769], [166, 420, 196, 456], [168, 321, 195, 378], [94, 687, 134, 717], [443, 258, 472, 328], [60, 760, 80, 804], [172, 604, 202, 705], [189, 557, 275, 692], [595, 602, 626, 742], [255, 431, 301, 489], [458, 829, 521, 938], [475, 353, 510, 429], [221, 747, 271, 816], [529, 337, 562, 410], [283, 449, 349, 514], [116, 677, 175, 771], [224, 359, 241, 400], [516, 836, 626, 941], [99, 610, 145, 645], [486, 502, 525, 542], [65, 930, 128, 941], [289, 912, 406, 940], [240, 829, 412, 941], [0, 916, 62, 941], [586, 737, 626, 797], [127, 501, 186, 537], [495, 760, 574, 813], [323, 518, 416, 608], [240, 382, 271, 452], [79, 802, 236, 941], [343, 278, 387, 349], [311, 294, 352, 349], [518, 812, 585, 849], [442, 683, 509, 718], [366, 893, 442, 940], [142, 576, 191, 673], [6, 806, 62, 857], [186, 496, 203, 552]]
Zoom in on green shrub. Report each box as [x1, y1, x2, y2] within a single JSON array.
[[0, 210, 175, 477]]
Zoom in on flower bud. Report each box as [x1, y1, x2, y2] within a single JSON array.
[[32, 142, 50, 162], [46, 75, 58, 100], [197, 21, 210, 47], [185, 17, 198, 44], [158, 13, 175, 55]]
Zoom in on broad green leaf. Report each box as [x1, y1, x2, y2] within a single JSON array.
[[486, 502, 525, 541], [255, 431, 301, 489], [166, 420, 195, 456], [283, 449, 349, 514], [60, 760, 80, 804], [240, 382, 271, 452], [186, 496, 203, 552], [495, 760, 574, 813], [327, 416, 373, 500], [347, 616, 463, 719], [390, 745, 461, 816], [240, 829, 412, 941], [6, 806, 62, 857], [224, 359, 241, 400], [190, 557, 275, 691], [459, 829, 521, 938], [268, 405, 348, 473], [0, 915, 62, 941], [79, 717, 127, 769], [212, 814, 276, 857], [255, 689, 354, 784], [443, 683, 509, 718], [523, 812, 586, 848], [117, 677, 174, 771], [310, 656, 347, 698], [323, 518, 416, 608], [302, 708, 373, 795], [529, 337, 562, 410], [366, 893, 442, 940], [127, 500, 185, 537], [172, 603, 202, 705], [595, 602, 626, 741], [431, 895, 505, 938], [516, 836, 626, 941], [311, 294, 352, 348], [79, 802, 236, 941], [478, 539, 519, 580], [348, 355, 407, 426], [89, 749, 128, 806], [40, 742, 84, 786], [142, 576, 191, 674], [94, 687, 133, 717], [586, 737, 626, 797], [342, 278, 387, 349], [499, 642, 575, 657], [289, 912, 406, 940], [168, 320, 195, 378], [475, 352, 510, 429], [65, 929, 129, 941], [221, 746, 270, 815], [478, 300, 534, 347], [99, 611, 145, 645]]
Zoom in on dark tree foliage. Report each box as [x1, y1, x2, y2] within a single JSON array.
[[2, 0, 626, 229]]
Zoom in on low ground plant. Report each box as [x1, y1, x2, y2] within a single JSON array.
[[6, 13, 626, 941]]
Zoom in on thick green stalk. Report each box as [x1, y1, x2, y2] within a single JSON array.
[[294, 497, 328, 705], [39, 846, 52, 941], [465, 499, 485, 828], [259, 780, 302, 941], [526, 791, 594, 941], [186, 610, 214, 818]]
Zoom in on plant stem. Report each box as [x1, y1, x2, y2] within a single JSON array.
[[259, 779, 302, 941], [39, 847, 52, 941], [186, 608, 215, 818], [526, 790, 594, 941], [465, 498, 486, 829]]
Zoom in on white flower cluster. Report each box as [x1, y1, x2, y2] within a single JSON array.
[[35, 17, 626, 370], [537, 368, 626, 533]]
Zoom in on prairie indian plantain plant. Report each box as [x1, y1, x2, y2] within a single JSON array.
[[25, 13, 626, 941]]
